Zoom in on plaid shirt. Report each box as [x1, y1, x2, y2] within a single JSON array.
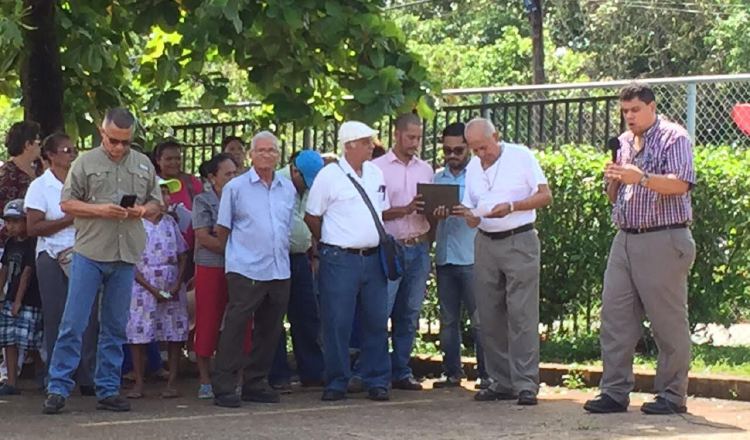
[[612, 117, 695, 229]]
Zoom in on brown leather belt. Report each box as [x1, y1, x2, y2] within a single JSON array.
[[397, 233, 430, 246], [620, 223, 687, 234], [479, 223, 535, 240]]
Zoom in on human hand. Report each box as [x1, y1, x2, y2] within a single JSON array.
[[126, 205, 147, 219], [98, 204, 129, 219], [605, 163, 643, 185], [432, 205, 450, 219], [407, 194, 425, 215], [11, 300, 21, 317], [486, 203, 512, 219]]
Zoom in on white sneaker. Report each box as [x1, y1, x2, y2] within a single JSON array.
[[197, 383, 214, 399]]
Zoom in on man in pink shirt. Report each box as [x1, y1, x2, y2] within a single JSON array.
[[372, 113, 434, 390]]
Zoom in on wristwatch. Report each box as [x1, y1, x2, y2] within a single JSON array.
[[639, 172, 650, 187]]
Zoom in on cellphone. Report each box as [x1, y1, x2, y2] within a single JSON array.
[[119, 194, 137, 208]]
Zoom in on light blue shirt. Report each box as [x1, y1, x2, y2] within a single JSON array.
[[434, 167, 476, 266], [217, 168, 296, 281]]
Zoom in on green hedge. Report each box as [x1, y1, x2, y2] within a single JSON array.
[[422, 145, 750, 334]]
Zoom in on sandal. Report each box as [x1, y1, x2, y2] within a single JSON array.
[[160, 388, 180, 399], [126, 390, 144, 399]]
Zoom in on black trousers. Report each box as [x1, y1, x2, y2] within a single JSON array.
[[212, 273, 290, 396]]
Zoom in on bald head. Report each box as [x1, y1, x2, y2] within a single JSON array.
[[465, 117, 501, 167], [465, 117, 496, 139]]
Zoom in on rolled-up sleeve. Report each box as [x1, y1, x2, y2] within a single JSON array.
[[663, 135, 696, 185]]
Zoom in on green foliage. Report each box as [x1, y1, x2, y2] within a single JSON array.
[[0, 1, 435, 139], [536, 146, 613, 332]]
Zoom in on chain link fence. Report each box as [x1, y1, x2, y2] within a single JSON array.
[[160, 74, 750, 174], [442, 73, 750, 150]]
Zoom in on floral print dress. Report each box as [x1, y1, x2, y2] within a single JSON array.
[[126, 215, 189, 344]]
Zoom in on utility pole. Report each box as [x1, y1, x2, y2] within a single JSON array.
[[526, 0, 546, 84]]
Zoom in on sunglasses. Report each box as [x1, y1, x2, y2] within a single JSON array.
[[443, 146, 466, 156], [103, 132, 132, 147]]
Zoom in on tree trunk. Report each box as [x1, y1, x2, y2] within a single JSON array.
[[20, 0, 64, 136], [528, 0, 546, 85]]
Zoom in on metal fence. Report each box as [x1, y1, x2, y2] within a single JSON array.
[[167, 73, 750, 174]]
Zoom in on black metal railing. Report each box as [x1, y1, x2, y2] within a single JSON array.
[[170, 94, 624, 174]]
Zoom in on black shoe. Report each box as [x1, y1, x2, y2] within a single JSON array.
[[79, 385, 96, 397], [347, 376, 364, 393], [474, 377, 492, 390], [241, 387, 280, 403], [269, 382, 292, 395], [640, 396, 687, 415], [42, 393, 66, 415], [367, 387, 390, 401], [392, 376, 423, 391], [321, 389, 347, 401], [583, 394, 628, 413], [474, 388, 516, 401], [0, 383, 20, 395], [96, 395, 131, 412], [433, 376, 462, 389], [517, 390, 538, 406], [214, 393, 242, 408]]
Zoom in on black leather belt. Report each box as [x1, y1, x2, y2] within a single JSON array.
[[321, 243, 378, 256], [479, 223, 535, 240], [620, 223, 688, 234]]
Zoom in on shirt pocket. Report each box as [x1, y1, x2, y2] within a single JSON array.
[[85, 165, 114, 203], [128, 168, 152, 204]]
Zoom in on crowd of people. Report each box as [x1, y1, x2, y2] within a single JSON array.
[[0, 82, 696, 417]]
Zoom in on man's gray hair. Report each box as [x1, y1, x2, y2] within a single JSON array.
[[103, 108, 136, 130], [250, 130, 280, 151], [465, 117, 497, 138]]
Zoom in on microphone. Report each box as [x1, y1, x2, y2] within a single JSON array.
[[607, 137, 620, 163]]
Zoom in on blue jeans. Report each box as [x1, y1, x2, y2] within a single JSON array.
[[319, 245, 390, 392], [437, 264, 487, 379], [269, 253, 324, 385], [47, 253, 135, 399], [387, 242, 431, 381]]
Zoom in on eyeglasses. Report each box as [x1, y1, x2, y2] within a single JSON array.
[[57, 147, 77, 154], [103, 132, 131, 147], [443, 146, 466, 156]]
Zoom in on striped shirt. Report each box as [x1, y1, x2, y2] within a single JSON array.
[[612, 117, 695, 229]]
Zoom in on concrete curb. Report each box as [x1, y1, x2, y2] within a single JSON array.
[[410, 354, 750, 401]]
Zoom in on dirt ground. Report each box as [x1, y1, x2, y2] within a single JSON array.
[[2, 378, 750, 440]]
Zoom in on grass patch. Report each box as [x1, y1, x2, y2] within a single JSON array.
[[417, 331, 750, 377]]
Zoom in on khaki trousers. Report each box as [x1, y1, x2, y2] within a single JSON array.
[[474, 229, 541, 395], [599, 228, 695, 406]]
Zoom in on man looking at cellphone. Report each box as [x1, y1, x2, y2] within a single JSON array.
[[43, 108, 162, 415]]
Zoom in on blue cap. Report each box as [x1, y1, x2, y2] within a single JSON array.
[[294, 150, 324, 189]]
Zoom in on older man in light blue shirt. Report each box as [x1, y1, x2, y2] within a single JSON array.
[[432, 122, 488, 390], [212, 131, 296, 408]]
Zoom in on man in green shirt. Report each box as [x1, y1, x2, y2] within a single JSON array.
[[269, 150, 325, 390], [44, 108, 162, 415]]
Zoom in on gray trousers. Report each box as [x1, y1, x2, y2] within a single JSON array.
[[474, 229, 541, 395], [212, 273, 290, 396], [599, 228, 695, 406], [37, 252, 98, 388]]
